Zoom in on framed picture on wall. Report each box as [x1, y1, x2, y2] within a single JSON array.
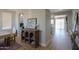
[[26, 18, 37, 29]]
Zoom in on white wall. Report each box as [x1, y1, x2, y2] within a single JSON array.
[[45, 10, 51, 46], [72, 10, 79, 32], [0, 12, 2, 31], [72, 9, 79, 47], [14, 9, 51, 47]]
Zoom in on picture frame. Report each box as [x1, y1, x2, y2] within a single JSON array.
[[26, 18, 37, 29]]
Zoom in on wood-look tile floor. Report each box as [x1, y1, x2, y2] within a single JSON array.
[[51, 30, 72, 50], [16, 36, 52, 50], [15, 29, 72, 50]]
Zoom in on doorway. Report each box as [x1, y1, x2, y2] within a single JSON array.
[[55, 15, 66, 32], [51, 15, 72, 50], [55, 18, 64, 30], [55, 17, 65, 35]]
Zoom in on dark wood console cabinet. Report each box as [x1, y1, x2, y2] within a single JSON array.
[[21, 28, 40, 48]]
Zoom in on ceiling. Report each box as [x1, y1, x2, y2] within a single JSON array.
[[49, 9, 72, 13], [6, 9, 72, 14]]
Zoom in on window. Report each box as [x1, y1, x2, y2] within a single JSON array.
[[55, 18, 64, 30], [2, 12, 12, 30]]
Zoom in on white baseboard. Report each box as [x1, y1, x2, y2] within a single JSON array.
[[40, 39, 51, 47], [46, 40, 51, 47], [40, 43, 46, 47]]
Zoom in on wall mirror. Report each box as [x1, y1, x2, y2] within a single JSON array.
[[26, 18, 37, 29]]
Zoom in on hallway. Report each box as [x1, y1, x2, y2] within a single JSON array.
[[51, 16, 72, 50]]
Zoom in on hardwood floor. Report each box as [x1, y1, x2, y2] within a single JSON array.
[[51, 30, 72, 50], [16, 36, 51, 50], [14, 29, 72, 50]]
